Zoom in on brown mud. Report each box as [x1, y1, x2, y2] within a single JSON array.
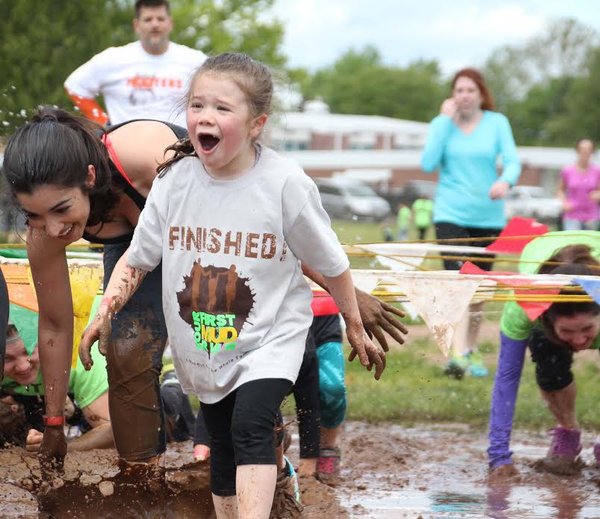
[[2, 421, 600, 518]]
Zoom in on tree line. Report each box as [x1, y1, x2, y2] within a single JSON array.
[[0, 1, 597, 147]]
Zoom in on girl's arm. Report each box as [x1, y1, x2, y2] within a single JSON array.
[[79, 247, 148, 370], [323, 269, 386, 379], [27, 231, 73, 472]]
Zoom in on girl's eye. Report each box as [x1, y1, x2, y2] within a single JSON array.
[[190, 102, 203, 109]]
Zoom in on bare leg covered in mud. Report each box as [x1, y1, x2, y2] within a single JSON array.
[[541, 381, 578, 430]]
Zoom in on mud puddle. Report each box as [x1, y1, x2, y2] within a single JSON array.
[[3, 421, 600, 518], [330, 422, 600, 518]]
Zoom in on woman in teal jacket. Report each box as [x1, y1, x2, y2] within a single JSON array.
[[421, 67, 521, 378]]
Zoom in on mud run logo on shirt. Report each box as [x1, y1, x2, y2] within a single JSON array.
[[177, 260, 254, 357]]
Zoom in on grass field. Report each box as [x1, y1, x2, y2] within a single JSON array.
[[282, 330, 600, 431], [282, 219, 600, 431]]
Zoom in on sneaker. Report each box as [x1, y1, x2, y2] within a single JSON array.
[[443, 354, 469, 379], [536, 427, 582, 475], [593, 440, 600, 467], [317, 447, 341, 486], [467, 351, 489, 378], [269, 456, 303, 519], [298, 473, 336, 507]]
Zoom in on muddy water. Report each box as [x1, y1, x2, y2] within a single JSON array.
[[334, 422, 600, 518], [2, 422, 600, 518]]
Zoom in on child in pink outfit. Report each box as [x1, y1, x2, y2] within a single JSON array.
[[558, 138, 600, 231]]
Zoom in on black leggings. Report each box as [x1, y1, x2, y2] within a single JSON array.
[[201, 378, 292, 496], [435, 222, 501, 271]]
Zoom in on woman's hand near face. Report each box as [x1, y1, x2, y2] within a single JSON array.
[[440, 98, 457, 118], [489, 180, 510, 200]]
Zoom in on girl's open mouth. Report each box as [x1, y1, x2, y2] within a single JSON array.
[[199, 134, 220, 152]]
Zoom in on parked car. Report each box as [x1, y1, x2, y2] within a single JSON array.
[[504, 185, 562, 222], [314, 178, 391, 221], [398, 180, 437, 206]]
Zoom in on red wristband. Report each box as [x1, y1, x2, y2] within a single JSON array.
[[43, 415, 65, 427]]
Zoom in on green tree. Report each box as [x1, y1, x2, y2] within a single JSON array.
[[551, 47, 600, 144], [0, 0, 128, 134], [302, 46, 444, 121], [171, 0, 286, 67]]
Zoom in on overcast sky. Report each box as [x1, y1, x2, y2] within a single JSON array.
[[271, 0, 600, 76]]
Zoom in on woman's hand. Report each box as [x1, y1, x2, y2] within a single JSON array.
[[345, 321, 386, 380], [440, 98, 457, 118], [39, 426, 67, 478], [489, 180, 510, 200], [355, 289, 408, 351], [79, 301, 113, 370]]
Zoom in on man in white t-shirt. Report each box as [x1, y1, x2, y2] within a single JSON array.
[[64, 0, 206, 127]]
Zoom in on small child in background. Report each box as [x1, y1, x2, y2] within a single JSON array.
[[396, 203, 412, 241], [411, 197, 434, 241]]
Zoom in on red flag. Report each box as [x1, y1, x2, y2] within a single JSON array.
[[459, 261, 559, 320], [485, 217, 548, 254]]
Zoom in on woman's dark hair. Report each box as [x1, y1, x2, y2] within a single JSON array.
[[3, 107, 119, 226], [157, 52, 272, 177], [451, 68, 495, 111], [537, 245, 600, 339]]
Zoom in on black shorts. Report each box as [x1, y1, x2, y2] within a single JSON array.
[[528, 328, 574, 391], [435, 222, 501, 271]]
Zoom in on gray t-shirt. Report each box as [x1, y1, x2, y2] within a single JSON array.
[[128, 147, 349, 403]]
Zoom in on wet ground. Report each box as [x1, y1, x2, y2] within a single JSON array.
[[1, 421, 600, 518]]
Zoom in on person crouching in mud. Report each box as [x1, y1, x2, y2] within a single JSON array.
[[488, 231, 600, 478]]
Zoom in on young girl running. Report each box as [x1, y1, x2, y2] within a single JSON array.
[[81, 52, 385, 518]]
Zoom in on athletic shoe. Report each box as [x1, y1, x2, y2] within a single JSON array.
[[269, 456, 303, 519], [317, 447, 341, 486], [593, 439, 600, 467], [537, 427, 582, 475], [467, 351, 489, 378], [443, 353, 469, 379]]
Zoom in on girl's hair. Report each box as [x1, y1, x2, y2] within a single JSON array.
[[3, 107, 119, 226], [451, 68, 495, 111], [157, 52, 273, 176], [537, 245, 600, 338]]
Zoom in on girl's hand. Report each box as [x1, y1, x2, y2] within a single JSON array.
[[346, 322, 386, 380], [489, 180, 510, 200], [440, 98, 457, 118], [79, 300, 114, 370]]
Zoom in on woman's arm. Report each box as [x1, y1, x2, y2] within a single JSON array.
[[420, 113, 453, 173], [28, 231, 73, 471], [68, 391, 114, 451], [487, 331, 528, 472], [495, 114, 521, 190], [322, 269, 386, 379]]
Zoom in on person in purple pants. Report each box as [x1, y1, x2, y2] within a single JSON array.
[[488, 231, 600, 478]]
